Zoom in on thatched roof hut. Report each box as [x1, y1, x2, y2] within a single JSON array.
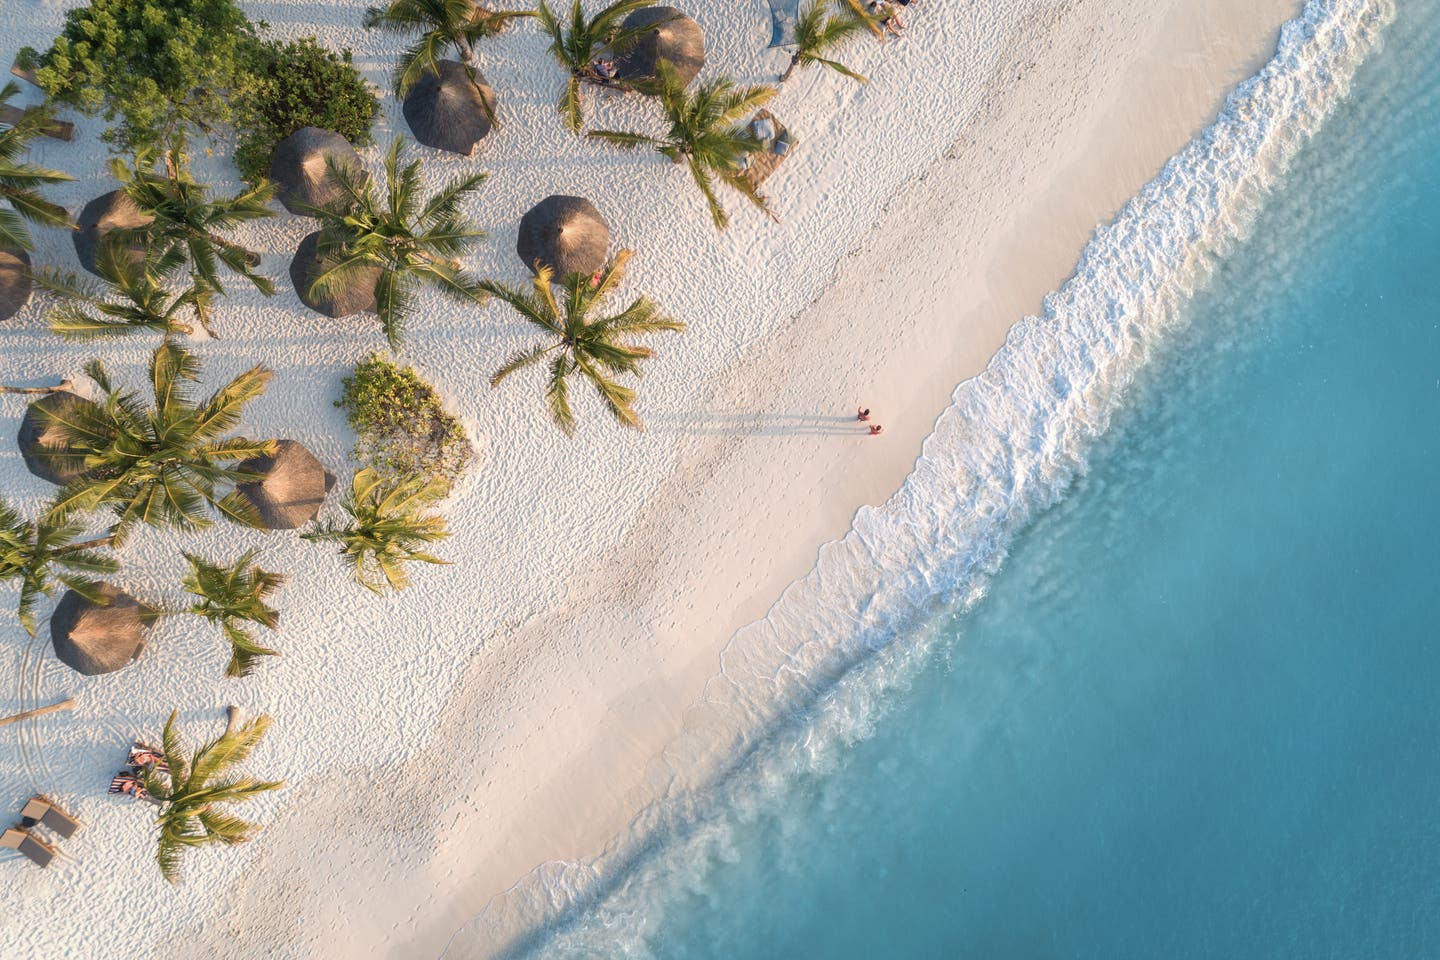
[[289, 232, 380, 318], [73, 190, 152, 277], [50, 583, 156, 676], [0, 247, 31, 322], [235, 440, 336, 530], [269, 127, 368, 216], [17, 391, 100, 486], [614, 6, 706, 88], [402, 61, 498, 157], [516, 196, 610, 280]]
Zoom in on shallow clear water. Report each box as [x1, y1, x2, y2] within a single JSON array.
[[530, 1, 1440, 956]]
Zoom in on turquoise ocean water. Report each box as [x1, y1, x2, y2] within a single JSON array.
[[453, 0, 1440, 955]]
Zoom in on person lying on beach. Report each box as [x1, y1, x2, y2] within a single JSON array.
[[591, 58, 618, 83], [869, 1, 904, 38], [127, 742, 170, 773], [108, 773, 150, 801]]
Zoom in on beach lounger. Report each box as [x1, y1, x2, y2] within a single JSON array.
[[1, 827, 57, 868], [126, 742, 170, 774], [19, 796, 80, 839], [108, 773, 149, 801]]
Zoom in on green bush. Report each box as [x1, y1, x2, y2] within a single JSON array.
[[20, 0, 257, 154], [233, 38, 380, 184], [338, 354, 474, 488]]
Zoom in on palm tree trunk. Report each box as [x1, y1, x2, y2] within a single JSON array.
[[0, 379, 72, 394], [57, 535, 115, 553], [0, 697, 76, 728], [780, 54, 801, 83]]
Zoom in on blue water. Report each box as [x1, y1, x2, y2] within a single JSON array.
[[515, 1, 1440, 956]]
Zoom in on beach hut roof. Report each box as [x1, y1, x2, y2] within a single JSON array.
[[289, 231, 380, 319], [402, 61, 497, 157], [269, 127, 369, 216], [235, 439, 336, 530], [50, 583, 155, 676], [17, 391, 99, 486], [0, 247, 31, 322], [73, 190, 152, 277], [614, 6, 706, 88], [516, 195, 611, 280]]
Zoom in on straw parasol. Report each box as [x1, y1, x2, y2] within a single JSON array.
[[289, 231, 380, 318], [516, 195, 610, 279], [269, 127, 369, 216], [614, 6, 706, 88], [50, 583, 156, 676], [234, 439, 336, 530], [17, 391, 100, 485], [73, 190, 152, 277], [402, 61, 498, 157], [0, 247, 31, 322]]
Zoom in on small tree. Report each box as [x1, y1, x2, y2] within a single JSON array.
[[33, 240, 199, 341], [0, 501, 117, 636], [482, 250, 685, 434], [110, 156, 275, 333], [182, 550, 285, 678], [142, 709, 284, 885], [42, 342, 277, 538], [589, 62, 777, 229], [0, 82, 73, 251], [534, 0, 663, 132], [306, 138, 488, 347], [781, 0, 872, 83], [363, 0, 532, 96], [302, 468, 450, 593]]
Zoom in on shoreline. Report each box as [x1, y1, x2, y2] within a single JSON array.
[[188, 0, 1304, 957]]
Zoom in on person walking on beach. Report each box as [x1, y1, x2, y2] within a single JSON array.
[[857, 407, 871, 421], [869, 424, 884, 436]]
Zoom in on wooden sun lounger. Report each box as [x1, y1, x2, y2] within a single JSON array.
[[742, 110, 797, 189], [20, 796, 81, 839], [0, 103, 76, 142], [1, 827, 57, 868]]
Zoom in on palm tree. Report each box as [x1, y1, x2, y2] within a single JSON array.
[[482, 250, 684, 434], [302, 468, 450, 593], [781, 0, 872, 83], [534, 0, 662, 131], [363, 0, 532, 96], [589, 62, 778, 229], [32, 238, 199, 341], [306, 138, 488, 347], [110, 155, 275, 334], [0, 82, 73, 251], [42, 342, 277, 539], [0, 501, 117, 636], [182, 550, 285, 678], [141, 709, 284, 885]]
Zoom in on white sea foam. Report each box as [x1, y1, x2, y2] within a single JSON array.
[[445, 0, 1395, 955]]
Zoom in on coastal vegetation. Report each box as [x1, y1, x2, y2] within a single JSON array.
[[0, 83, 72, 252], [35, 244, 200, 340], [42, 343, 276, 538], [233, 38, 380, 183], [363, 0, 532, 96], [339, 353, 474, 488], [589, 62, 777, 229], [534, 0, 658, 131], [482, 250, 684, 434], [302, 468, 451, 593], [305, 138, 489, 347], [181, 550, 286, 678], [141, 710, 284, 884], [0, 502, 117, 637], [782, 0, 872, 84]]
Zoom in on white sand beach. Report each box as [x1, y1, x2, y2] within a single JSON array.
[[0, 0, 1304, 956]]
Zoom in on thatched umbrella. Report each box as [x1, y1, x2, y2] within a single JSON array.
[[402, 61, 498, 157], [17, 391, 100, 485], [50, 583, 156, 676], [73, 190, 152, 277], [516, 196, 610, 279], [235, 439, 336, 530], [0, 247, 31, 322], [269, 127, 369, 216], [614, 6, 706, 88], [289, 231, 380, 318]]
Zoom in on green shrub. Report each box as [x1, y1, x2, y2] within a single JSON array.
[[19, 0, 258, 155], [338, 354, 474, 488], [233, 38, 380, 184]]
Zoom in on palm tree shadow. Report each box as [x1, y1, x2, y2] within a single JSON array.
[[652, 411, 866, 437]]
